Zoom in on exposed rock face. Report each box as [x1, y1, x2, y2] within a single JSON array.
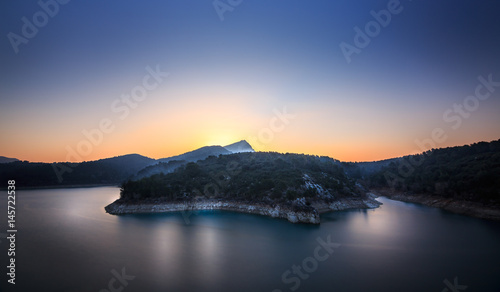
[[158, 146, 231, 163], [105, 200, 321, 224], [323, 195, 382, 211], [223, 140, 255, 153], [104, 195, 382, 224]]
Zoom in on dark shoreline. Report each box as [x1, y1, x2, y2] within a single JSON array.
[[373, 188, 500, 221]]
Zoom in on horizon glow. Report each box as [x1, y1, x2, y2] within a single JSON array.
[[1, 0, 499, 163]]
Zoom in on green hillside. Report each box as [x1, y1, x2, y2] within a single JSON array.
[[367, 139, 500, 204], [120, 152, 361, 204]]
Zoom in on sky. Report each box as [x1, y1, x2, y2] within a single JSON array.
[[1, 0, 499, 163]]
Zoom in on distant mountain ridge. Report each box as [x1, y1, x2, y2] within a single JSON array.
[[0, 140, 255, 187], [138, 140, 255, 180], [0, 156, 19, 163], [0, 154, 156, 187]]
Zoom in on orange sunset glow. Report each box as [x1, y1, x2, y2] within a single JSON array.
[[1, 1, 499, 164]]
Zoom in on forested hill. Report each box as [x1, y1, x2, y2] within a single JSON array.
[[366, 139, 500, 205], [109, 152, 382, 224], [0, 140, 255, 188], [119, 152, 360, 203], [0, 154, 156, 187]]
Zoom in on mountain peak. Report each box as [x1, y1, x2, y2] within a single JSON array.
[[158, 145, 231, 163], [224, 140, 255, 153]]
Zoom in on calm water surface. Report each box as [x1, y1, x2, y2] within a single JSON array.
[[1, 187, 499, 291]]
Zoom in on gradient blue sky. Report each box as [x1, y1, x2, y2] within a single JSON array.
[[1, 0, 499, 162]]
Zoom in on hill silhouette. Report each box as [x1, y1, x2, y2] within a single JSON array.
[[0, 140, 255, 187]]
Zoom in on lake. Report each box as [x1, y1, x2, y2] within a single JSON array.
[[1, 187, 499, 291]]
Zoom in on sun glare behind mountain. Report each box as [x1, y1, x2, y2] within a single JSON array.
[[203, 132, 241, 148]]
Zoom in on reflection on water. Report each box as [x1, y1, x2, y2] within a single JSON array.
[[1, 188, 499, 292]]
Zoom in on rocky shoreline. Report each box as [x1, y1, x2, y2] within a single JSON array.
[[373, 189, 500, 221], [104, 195, 382, 224]]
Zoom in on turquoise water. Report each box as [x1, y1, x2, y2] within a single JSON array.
[[1, 187, 499, 291]]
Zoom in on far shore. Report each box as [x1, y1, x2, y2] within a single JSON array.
[[373, 188, 500, 221]]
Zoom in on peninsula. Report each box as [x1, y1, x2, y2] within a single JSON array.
[[105, 152, 381, 224]]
